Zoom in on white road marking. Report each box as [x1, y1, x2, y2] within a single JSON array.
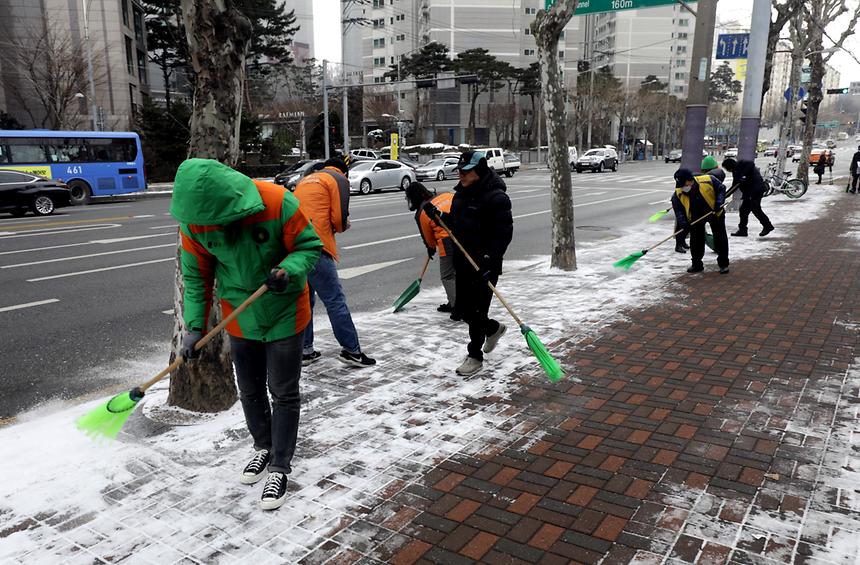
[[149, 224, 178, 230], [342, 234, 420, 250], [350, 211, 412, 223], [0, 298, 59, 313], [3, 244, 175, 269], [338, 258, 413, 280], [162, 309, 174, 315], [27, 258, 174, 282], [0, 233, 175, 256], [133, 214, 156, 218], [0, 224, 122, 239], [649, 199, 670, 205]]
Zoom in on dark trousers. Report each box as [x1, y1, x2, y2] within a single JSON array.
[[230, 333, 303, 474], [851, 173, 859, 191], [738, 196, 772, 232], [690, 213, 729, 269], [453, 257, 500, 362]]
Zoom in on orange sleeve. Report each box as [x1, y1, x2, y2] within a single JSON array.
[[418, 211, 437, 250]]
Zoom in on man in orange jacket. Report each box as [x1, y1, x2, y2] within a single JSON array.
[[405, 182, 456, 317], [293, 158, 376, 367]]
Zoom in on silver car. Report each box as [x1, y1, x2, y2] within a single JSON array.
[[348, 159, 416, 195], [414, 158, 459, 181]]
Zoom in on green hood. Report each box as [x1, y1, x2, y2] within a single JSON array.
[[169, 158, 266, 225]]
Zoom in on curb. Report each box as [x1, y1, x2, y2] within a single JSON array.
[[93, 190, 173, 203]]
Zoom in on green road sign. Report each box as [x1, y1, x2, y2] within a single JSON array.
[[546, 0, 676, 13]]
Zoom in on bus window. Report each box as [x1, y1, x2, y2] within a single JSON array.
[[45, 138, 89, 163], [0, 144, 8, 164], [85, 138, 137, 162], [7, 139, 48, 163]]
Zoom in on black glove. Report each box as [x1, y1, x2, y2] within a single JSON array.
[[266, 268, 289, 293], [422, 201, 440, 221], [180, 331, 203, 360], [427, 246, 436, 259]]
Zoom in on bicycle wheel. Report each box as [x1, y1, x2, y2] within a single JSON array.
[[784, 179, 807, 199]]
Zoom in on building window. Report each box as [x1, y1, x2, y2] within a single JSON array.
[[524, 49, 535, 56], [560, 31, 565, 39], [372, 0, 382, 6], [396, 14, 404, 21], [678, 18, 689, 27], [674, 72, 685, 80], [524, 28, 531, 35], [373, 38, 385, 48], [397, 34, 405, 41], [677, 32, 688, 39], [676, 45, 687, 53], [373, 57, 385, 67], [525, 7, 536, 14], [129, 84, 138, 119], [374, 76, 383, 83], [675, 59, 685, 67], [674, 85, 685, 93], [559, 51, 564, 59], [125, 37, 134, 74], [132, 8, 144, 43], [121, 0, 129, 26], [137, 50, 147, 84], [373, 18, 385, 28]]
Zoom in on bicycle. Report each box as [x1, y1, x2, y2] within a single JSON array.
[[763, 162, 808, 199]]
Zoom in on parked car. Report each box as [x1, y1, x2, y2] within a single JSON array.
[[575, 147, 618, 173], [665, 149, 683, 163], [724, 147, 738, 159], [350, 148, 381, 162], [348, 159, 416, 195], [379, 152, 421, 169], [809, 148, 835, 167], [763, 146, 779, 157], [503, 152, 521, 174], [274, 159, 323, 190], [484, 147, 519, 177], [568, 146, 579, 170], [0, 169, 71, 216], [825, 139, 837, 149], [415, 157, 459, 181]]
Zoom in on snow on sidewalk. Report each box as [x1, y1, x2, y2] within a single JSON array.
[[0, 186, 847, 563]]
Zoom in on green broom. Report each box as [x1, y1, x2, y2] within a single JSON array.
[[648, 208, 670, 222], [432, 215, 564, 382], [77, 282, 271, 439], [392, 255, 431, 312]]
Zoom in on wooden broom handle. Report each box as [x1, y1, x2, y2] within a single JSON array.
[[418, 255, 431, 279], [139, 282, 271, 392], [433, 214, 524, 327]]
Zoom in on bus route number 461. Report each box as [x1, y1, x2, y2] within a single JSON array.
[[66, 166, 83, 175]]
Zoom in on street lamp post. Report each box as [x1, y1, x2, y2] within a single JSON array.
[[81, 0, 99, 131]]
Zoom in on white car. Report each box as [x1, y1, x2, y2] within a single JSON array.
[[724, 147, 738, 159], [349, 148, 381, 162], [484, 147, 519, 177], [414, 158, 459, 181], [568, 146, 579, 169], [348, 159, 416, 195], [574, 147, 619, 173]]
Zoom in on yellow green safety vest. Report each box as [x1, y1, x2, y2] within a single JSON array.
[[674, 174, 718, 220]]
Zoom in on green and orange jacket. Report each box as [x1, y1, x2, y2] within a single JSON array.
[[417, 192, 453, 256], [169, 159, 323, 341]]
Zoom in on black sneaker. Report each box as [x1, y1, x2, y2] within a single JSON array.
[[719, 266, 730, 274], [338, 350, 376, 367], [437, 303, 453, 313], [731, 230, 748, 237], [759, 226, 774, 237], [687, 265, 704, 273], [675, 242, 687, 254], [241, 450, 270, 485], [302, 351, 321, 366], [260, 472, 288, 510]]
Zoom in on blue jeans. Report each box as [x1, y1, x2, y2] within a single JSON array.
[[303, 253, 361, 355], [230, 334, 303, 474]]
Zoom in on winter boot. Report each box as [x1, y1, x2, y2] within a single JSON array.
[[241, 450, 270, 485], [675, 242, 687, 253], [302, 351, 321, 366], [687, 264, 704, 273], [759, 225, 774, 237], [456, 356, 482, 376], [260, 472, 288, 510], [338, 350, 376, 367], [437, 303, 453, 313], [731, 229, 748, 237], [483, 323, 507, 354], [719, 266, 730, 274]]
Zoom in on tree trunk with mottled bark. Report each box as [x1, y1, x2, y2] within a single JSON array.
[[167, 0, 252, 412], [533, 1, 578, 271]]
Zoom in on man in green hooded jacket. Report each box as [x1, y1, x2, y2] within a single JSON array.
[[170, 158, 323, 511]]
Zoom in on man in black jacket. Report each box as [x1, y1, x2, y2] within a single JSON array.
[[423, 151, 513, 376], [850, 145, 860, 193], [722, 158, 774, 237]]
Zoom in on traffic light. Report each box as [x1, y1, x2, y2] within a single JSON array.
[[826, 87, 850, 94], [799, 100, 809, 124]]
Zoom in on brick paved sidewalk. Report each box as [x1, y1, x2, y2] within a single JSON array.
[[384, 197, 860, 564]]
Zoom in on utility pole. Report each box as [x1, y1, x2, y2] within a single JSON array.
[[737, 0, 769, 161], [679, 0, 718, 171], [343, 82, 350, 154], [81, 0, 99, 131], [776, 23, 803, 177], [536, 97, 542, 163], [323, 59, 330, 159]]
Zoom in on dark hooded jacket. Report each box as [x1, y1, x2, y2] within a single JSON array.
[[447, 168, 512, 274], [730, 160, 766, 199]]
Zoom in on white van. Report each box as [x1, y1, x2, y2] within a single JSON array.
[[484, 148, 519, 177]]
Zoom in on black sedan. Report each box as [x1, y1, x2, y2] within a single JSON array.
[[0, 169, 72, 216]]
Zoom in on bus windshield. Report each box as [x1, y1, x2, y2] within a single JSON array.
[[0, 130, 146, 205]]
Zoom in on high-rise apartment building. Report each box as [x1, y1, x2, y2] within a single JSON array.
[[291, 0, 315, 64], [0, 0, 149, 131]]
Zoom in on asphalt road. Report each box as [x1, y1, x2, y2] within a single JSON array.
[[1, 150, 854, 418]]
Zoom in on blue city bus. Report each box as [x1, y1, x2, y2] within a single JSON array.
[[0, 130, 146, 205]]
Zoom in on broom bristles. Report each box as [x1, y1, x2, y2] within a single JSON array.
[[648, 209, 669, 223], [612, 250, 645, 270], [76, 391, 140, 439], [521, 326, 564, 383]]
